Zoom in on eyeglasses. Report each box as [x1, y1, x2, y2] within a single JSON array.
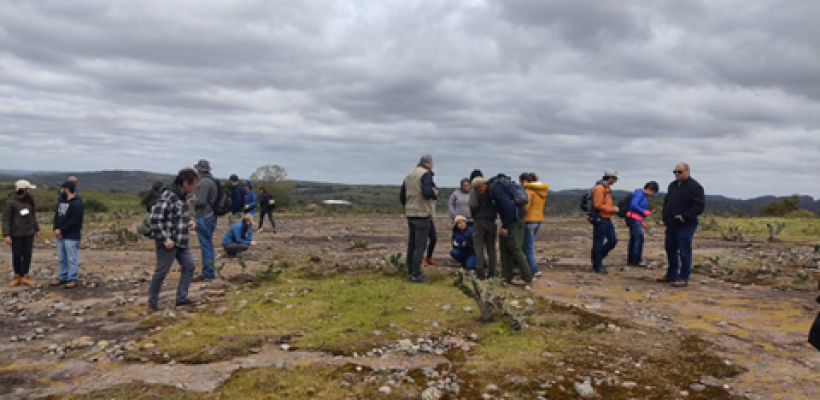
[[673, 170, 685, 174]]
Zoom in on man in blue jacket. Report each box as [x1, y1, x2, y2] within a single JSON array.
[[228, 174, 245, 224], [657, 163, 705, 287], [52, 181, 84, 288], [489, 174, 532, 287], [243, 180, 257, 216], [625, 181, 659, 266], [222, 214, 257, 256]]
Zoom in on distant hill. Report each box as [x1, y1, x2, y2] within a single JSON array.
[[1, 170, 817, 216]]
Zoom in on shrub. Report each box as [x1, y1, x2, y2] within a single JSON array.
[[84, 198, 109, 212]]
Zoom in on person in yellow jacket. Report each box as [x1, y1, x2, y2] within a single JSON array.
[[520, 173, 549, 276]]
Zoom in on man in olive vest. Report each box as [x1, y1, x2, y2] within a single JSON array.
[[399, 154, 439, 284]]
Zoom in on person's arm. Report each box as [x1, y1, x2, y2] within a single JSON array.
[[2, 200, 12, 240], [591, 185, 606, 212], [448, 192, 458, 218], [492, 185, 515, 229], [420, 172, 437, 200], [193, 180, 210, 207], [246, 191, 257, 210], [682, 183, 706, 220], [523, 188, 534, 215], [468, 190, 479, 215], [630, 191, 647, 215], [153, 198, 175, 244], [399, 182, 407, 206]]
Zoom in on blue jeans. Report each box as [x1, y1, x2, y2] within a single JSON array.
[[626, 218, 644, 265], [523, 222, 541, 274], [195, 215, 217, 278], [56, 238, 80, 281], [591, 218, 618, 271], [450, 248, 476, 270], [148, 242, 195, 306], [665, 225, 697, 281]]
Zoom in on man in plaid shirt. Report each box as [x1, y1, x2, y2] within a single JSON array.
[[147, 168, 199, 312]]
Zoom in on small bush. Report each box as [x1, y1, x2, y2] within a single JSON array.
[[84, 198, 109, 212]]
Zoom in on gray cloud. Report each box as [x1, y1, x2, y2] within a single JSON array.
[[0, 0, 819, 199]]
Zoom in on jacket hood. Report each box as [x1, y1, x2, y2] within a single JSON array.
[[524, 181, 549, 198]]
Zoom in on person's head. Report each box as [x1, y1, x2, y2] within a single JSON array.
[[14, 180, 36, 196], [68, 176, 78, 185], [454, 215, 467, 230], [419, 154, 433, 170], [673, 163, 691, 182], [472, 177, 489, 194], [152, 181, 163, 191], [194, 159, 211, 174], [602, 170, 619, 186], [259, 187, 267, 194], [230, 174, 239, 185], [242, 213, 254, 227], [60, 181, 76, 198], [469, 169, 483, 182], [174, 168, 199, 194], [643, 181, 660, 196], [243, 180, 252, 191], [460, 178, 470, 192]]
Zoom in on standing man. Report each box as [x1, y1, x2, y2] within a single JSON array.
[[625, 181, 659, 266], [658, 163, 705, 287], [257, 188, 276, 233], [3, 180, 40, 286], [228, 174, 245, 224], [147, 168, 199, 312], [399, 154, 439, 284], [193, 159, 218, 281], [469, 176, 498, 280], [52, 180, 84, 288], [488, 174, 533, 287], [590, 171, 620, 274]]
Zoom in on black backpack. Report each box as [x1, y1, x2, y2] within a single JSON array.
[[488, 174, 529, 206], [579, 184, 601, 215], [210, 178, 231, 216], [617, 193, 633, 218]]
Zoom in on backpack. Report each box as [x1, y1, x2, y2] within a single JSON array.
[[488, 174, 529, 206], [137, 213, 154, 239], [580, 186, 597, 214], [210, 178, 231, 216], [617, 193, 633, 218]]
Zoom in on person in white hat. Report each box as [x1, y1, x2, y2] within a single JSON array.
[[2, 180, 41, 286]]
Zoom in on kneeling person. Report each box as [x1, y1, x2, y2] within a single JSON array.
[[450, 216, 476, 270], [223, 214, 257, 257]]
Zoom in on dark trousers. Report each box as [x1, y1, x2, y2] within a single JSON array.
[[472, 219, 497, 279], [499, 219, 533, 284], [258, 209, 276, 229], [591, 218, 618, 271], [426, 220, 437, 259], [148, 242, 195, 306], [626, 217, 644, 264], [223, 242, 250, 256], [665, 225, 697, 281], [11, 235, 35, 276], [406, 217, 431, 278]]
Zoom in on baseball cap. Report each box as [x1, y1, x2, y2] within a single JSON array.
[[604, 170, 619, 178], [15, 180, 36, 190]]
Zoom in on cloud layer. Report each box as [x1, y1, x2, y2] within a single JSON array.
[[1, 0, 818, 198]]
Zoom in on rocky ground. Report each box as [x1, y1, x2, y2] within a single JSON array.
[[0, 214, 819, 399]]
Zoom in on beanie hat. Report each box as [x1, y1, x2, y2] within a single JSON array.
[[61, 181, 76, 194]]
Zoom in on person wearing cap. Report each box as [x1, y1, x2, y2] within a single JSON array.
[[399, 154, 439, 284], [228, 174, 246, 224], [52, 180, 84, 288], [147, 168, 199, 312], [242, 180, 257, 216], [590, 171, 620, 274], [193, 159, 219, 281], [57, 176, 78, 202], [222, 214, 258, 257], [521, 172, 549, 277], [469, 175, 498, 280], [3, 180, 41, 286], [449, 215, 476, 271], [657, 163, 705, 288]]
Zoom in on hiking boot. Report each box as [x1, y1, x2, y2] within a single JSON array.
[[656, 276, 676, 283], [64, 281, 77, 289], [147, 304, 160, 314], [423, 258, 438, 266], [671, 280, 689, 288], [18, 275, 35, 286], [50, 279, 67, 287], [175, 299, 194, 307], [592, 268, 608, 275], [192, 276, 214, 283], [408, 275, 431, 284], [10, 274, 21, 287]]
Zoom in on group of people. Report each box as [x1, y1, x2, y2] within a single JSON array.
[[400, 155, 706, 289]]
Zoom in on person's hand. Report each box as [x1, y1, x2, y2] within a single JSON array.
[[164, 240, 175, 249], [54, 229, 62, 239], [244, 205, 250, 210], [150, 206, 155, 212], [35, 232, 41, 240], [645, 210, 654, 216], [500, 228, 508, 237], [612, 206, 620, 213], [675, 215, 685, 222], [641, 222, 648, 229], [3, 237, 10, 245], [433, 188, 440, 197], [189, 220, 196, 230], [250, 241, 257, 246]]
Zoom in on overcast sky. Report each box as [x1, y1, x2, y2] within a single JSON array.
[[1, 0, 819, 199]]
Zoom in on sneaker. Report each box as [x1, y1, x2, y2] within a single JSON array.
[[656, 276, 675, 283], [671, 280, 689, 288], [192, 276, 214, 283], [50, 279, 67, 287], [408, 275, 431, 284], [64, 281, 77, 289], [147, 304, 160, 314], [592, 268, 609, 275], [534, 271, 543, 277]]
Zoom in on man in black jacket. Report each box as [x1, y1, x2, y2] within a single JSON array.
[[52, 181, 84, 288], [657, 163, 705, 287]]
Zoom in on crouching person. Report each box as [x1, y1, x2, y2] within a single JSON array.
[[449, 215, 476, 271], [222, 214, 257, 257], [147, 168, 198, 313]]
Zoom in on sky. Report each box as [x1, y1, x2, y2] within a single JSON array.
[[1, 0, 819, 199]]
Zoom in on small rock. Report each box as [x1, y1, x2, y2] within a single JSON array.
[[622, 381, 637, 389], [690, 383, 706, 392], [281, 344, 291, 351], [485, 384, 499, 392], [421, 387, 442, 400], [574, 380, 595, 398], [249, 348, 261, 354], [378, 386, 391, 395], [215, 306, 228, 316]]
